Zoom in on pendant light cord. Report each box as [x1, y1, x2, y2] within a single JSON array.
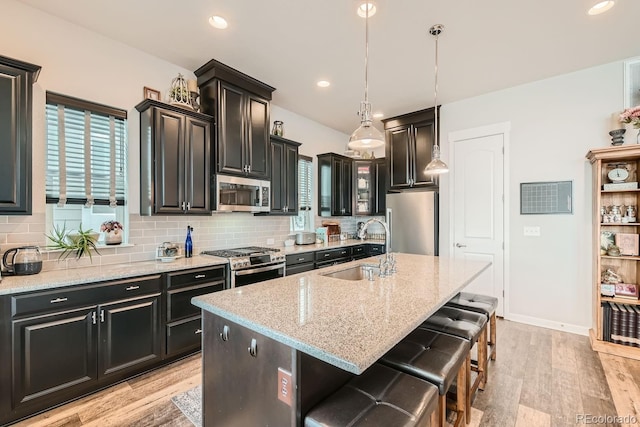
[[433, 26, 440, 150], [364, 4, 370, 105]]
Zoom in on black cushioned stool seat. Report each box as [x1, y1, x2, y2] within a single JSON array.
[[380, 328, 470, 427], [304, 362, 439, 427], [422, 306, 488, 424], [446, 292, 498, 362]]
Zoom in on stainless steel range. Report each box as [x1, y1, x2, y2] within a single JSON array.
[[201, 246, 285, 288]]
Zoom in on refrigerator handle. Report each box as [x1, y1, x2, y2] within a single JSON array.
[[386, 208, 392, 250]]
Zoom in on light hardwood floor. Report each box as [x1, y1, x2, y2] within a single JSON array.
[[11, 319, 640, 427]]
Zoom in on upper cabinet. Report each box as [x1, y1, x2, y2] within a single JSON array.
[[269, 135, 300, 215], [136, 99, 213, 215], [318, 153, 353, 217], [382, 108, 437, 190], [0, 55, 41, 215], [354, 158, 387, 216], [195, 59, 275, 180]]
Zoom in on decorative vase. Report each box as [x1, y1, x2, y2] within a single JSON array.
[[104, 230, 122, 245]]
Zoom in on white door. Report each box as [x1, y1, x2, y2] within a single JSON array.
[[451, 124, 507, 316]]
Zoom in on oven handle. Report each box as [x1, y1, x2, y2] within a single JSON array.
[[234, 263, 285, 276]]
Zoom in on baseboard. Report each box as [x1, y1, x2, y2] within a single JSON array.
[[505, 313, 589, 336]]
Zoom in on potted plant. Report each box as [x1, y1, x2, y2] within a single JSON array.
[[100, 220, 123, 245], [46, 223, 100, 261]]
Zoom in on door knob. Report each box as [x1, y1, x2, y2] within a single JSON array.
[[455, 243, 467, 248]]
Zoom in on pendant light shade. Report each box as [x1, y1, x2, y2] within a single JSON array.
[[424, 24, 449, 175], [347, 2, 384, 151]]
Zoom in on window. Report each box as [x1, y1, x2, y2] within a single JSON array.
[[45, 92, 127, 242], [292, 155, 313, 231]]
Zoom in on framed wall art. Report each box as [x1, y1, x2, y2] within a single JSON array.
[[624, 57, 640, 109], [143, 86, 161, 101]]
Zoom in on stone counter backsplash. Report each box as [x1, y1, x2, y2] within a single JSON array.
[[0, 213, 385, 272]]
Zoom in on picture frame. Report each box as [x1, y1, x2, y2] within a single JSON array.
[[615, 233, 639, 256], [143, 87, 161, 101], [624, 57, 640, 109], [615, 283, 639, 299]]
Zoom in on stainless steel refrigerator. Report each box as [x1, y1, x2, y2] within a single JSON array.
[[385, 190, 439, 255]]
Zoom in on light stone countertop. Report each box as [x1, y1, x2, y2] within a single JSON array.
[[192, 253, 491, 374], [280, 238, 385, 255], [0, 255, 228, 295]]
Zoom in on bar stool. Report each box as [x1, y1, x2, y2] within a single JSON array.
[[445, 292, 498, 362], [421, 306, 488, 424], [304, 362, 440, 427], [379, 327, 470, 427]]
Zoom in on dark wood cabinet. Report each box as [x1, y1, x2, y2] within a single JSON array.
[[383, 108, 438, 190], [0, 55, 41, 215], [195, 59, 275, 180], [99, 295, 161, 378], [3, 275, 162, 424], [269, 135, 300, 215], [318, 153, 353, 217], [137, 99, 212, 215], [354, 159, 387, 216]]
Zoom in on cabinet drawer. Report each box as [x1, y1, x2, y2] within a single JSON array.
[[167, 281, 224, 321], [315, 248, 351, 262], [367, 244, 386, 255], [352, 245, 366, 255], [315, 258, 352, 270], [286, 263, 315, 276], [166, 266, 226, 289], [285, 252, 315, 266], [11, 275, 162, 318], [166, 316, 202, 356]]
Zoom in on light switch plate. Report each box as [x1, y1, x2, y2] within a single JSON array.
[[524, 226, 541, 236], [277, 368, 292, 406]]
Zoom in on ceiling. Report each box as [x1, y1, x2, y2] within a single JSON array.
[[19, 0, 640, 135]]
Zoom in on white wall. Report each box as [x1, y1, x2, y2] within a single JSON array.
[[439, 61, 629, 334], [0, 0, 352, 271]]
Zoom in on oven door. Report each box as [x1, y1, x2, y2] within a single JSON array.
[[231, 263, 285, 288]]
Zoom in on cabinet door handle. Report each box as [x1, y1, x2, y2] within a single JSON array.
[[248, 338, 258, 357], [298, 258, 305, 261], [181, 201, 186, 210], [219, 325, 230, 341], [248, 165, 252, 173], [100, 310, 105, 323], [195, 274, 206, 279], [195, 329, 202, 335], [186, 202, 191, 211], [324, 253, 331, 257], [125, 285, 140, 291], [92, 311, 97, 325], [50, 297, 68, 304]]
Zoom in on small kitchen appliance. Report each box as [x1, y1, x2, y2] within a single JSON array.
[[201, 246, 285, 288], [2, 246, 43, 275], [295, 232, 316, 245]]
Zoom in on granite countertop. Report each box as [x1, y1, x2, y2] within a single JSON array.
[[281, 238, 385, 255], [0, 255, 229, 295], [192, 253, 491, 374]]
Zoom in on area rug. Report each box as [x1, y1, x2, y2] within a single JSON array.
[[171, 385, 202, 427]]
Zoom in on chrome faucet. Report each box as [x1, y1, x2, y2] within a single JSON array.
[[358, 218, 393, 274]]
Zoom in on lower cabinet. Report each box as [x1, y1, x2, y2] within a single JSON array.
[[165, 266, 226, 357], [285, 252, 315, 276], [3, 275, 164, 425], [315, 247, 352, 269]]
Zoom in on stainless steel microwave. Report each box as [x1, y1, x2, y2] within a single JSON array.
[[216, 175, 270, 213]]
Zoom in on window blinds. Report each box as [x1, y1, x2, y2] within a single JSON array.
[[298, 155, 313, 211], [45, 92, 127, 207]]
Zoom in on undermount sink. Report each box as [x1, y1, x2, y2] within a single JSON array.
[[321, 264, 380, 281]]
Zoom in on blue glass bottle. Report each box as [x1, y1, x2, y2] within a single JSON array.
[[185, 226, 193, 258]]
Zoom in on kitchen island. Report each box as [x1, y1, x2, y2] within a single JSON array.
[[192, 253, 491, 426]]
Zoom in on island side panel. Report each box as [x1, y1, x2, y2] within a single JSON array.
[[202, 312, 295, 427]]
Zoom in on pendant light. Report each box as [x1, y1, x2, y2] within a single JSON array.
[[424, 24, 449, 175], [347, 2, 385, 151]]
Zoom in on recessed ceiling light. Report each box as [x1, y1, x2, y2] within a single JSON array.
[[209, 15, 228, 29], [588, 1, 615, 15], [372, 112, 384, 119], [357, 2, 377, 18], [317, 80, 331, 88]]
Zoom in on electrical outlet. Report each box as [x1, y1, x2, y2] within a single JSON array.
[[523, 226, 541, 237], [267, 238, 275, 245], [277, 368, 292, 406]]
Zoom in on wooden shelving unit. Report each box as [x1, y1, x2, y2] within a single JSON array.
[[586, 145, 640, 361]]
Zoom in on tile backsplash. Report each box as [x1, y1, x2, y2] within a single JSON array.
[[0, 213, 385, 272]]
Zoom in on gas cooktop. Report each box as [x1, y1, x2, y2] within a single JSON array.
[[201, 246, 280, 259]]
